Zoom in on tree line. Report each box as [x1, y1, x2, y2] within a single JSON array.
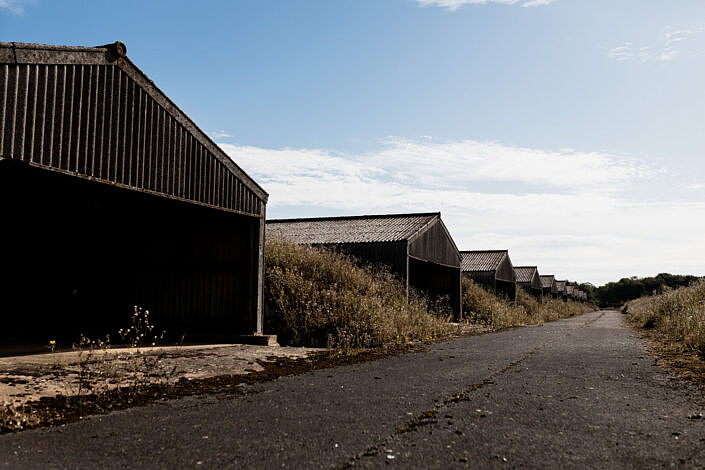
[[573, 273, 702, 308]]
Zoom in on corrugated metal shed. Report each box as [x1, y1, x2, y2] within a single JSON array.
[[267, 213, 462, 318], [0, 41, 266, 217], [1, 41, 268, 345], [460, 250, 516, 302], [514, 266, 543, 297], [539, 275, 557, 297], [267, 213, 437, 244]]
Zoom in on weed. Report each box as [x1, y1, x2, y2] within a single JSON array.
[[625, 279, 705, 352], [264, 237, 452, 349], [462, 278, 593, 328]]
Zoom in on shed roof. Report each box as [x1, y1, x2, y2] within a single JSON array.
[[555, 280, 567, 292], [539, 275, 556, 289], [514, 266, 539, 284], [267, 213, 441, 244], [460, 250, 508, 272], [0, 41, 267, 216], [566, 285, 575, 295]]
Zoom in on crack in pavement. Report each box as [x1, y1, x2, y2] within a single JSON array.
[[338, 311, 606, 468]]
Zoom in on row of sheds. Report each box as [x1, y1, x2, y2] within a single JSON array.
[[1, 41, 586, 345], [460, 252, 586, 302], [268, 215, 589, 314]]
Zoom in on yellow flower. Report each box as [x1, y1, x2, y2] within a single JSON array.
[[49, 340, 56, 345]]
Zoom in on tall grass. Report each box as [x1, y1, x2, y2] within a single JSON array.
[[264, 237, 452, 349], [264, 238, 593, 349], [462, 278, 593, 328], [625, 279, 705, 352]]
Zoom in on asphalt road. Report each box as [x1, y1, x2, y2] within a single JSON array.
[[2, 310, 705, 469]]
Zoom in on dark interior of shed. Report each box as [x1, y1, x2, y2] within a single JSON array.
[[408, 257, 461, 319], [0, 161, 260, 353], [495, 279, 517, 302]]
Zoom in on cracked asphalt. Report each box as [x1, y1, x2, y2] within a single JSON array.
[[2, 310, 705, 469]]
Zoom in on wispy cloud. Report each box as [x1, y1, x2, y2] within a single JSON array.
[[211, 130, 232, 139], [607, 26, 705, 63], [0, 0, 26, 15], [222, 137, 653, 198], [216, 137, 700, 285], [520, 0, 558, 7], [416, 0, 556, 11], [606, 43, 634, 62]]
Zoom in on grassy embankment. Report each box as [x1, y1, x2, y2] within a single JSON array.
[[265, 237, 594, 348], [624, 280, 705, 353], [462, 278, 594, 328], [264, 237, 453, 349]]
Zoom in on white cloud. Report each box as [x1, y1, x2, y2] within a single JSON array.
[[222, 138, 654, 196], [217, 137, 705, 285], [416, 0, 555, 11], [607, 26, 705, 63], [211, 130, 232, 139], [521, 0, 558, 7], [0, 0, 25, 15], [607, 44, 633, 62]]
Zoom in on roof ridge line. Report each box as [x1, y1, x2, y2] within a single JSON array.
[[267, 212, 440, 223]]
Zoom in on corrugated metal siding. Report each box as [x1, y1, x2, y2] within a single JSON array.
[[539, 275, 555, 289], [495, 255, 516, 283], [267, 213, 438, 244], [461, 251, 507, 272], [408, 220, 461, 268], [0, 55, 263, 217], [514, 267, 536, 283]]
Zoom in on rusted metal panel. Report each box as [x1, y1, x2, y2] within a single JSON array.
[[0, 41, 267, 218]]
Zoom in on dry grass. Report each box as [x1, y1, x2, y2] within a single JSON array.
[[264, 237, 453, 349], [625, 279, 705, 352], [462, 278, 593, 328]]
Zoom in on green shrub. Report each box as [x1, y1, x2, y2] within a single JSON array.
[[625, 280, 705, 351], [264, 237, 451, 349]]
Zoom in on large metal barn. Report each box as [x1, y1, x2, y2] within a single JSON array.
[[267, 212, 462, 318], [0, 42, 268, 345], [460, 250, 517, 302]]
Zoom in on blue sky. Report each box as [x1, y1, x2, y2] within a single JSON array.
[[2, 0, 705, 285]]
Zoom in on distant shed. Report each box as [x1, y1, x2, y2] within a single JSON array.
[[267, 212, 462, 318], [0, 41, 268, 343], [514, 266, 543, 298], [566, 285, 576, 299], [460, 250, 517, 302], [539, 275, 557, 298], [555, 280, 568, 300]]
